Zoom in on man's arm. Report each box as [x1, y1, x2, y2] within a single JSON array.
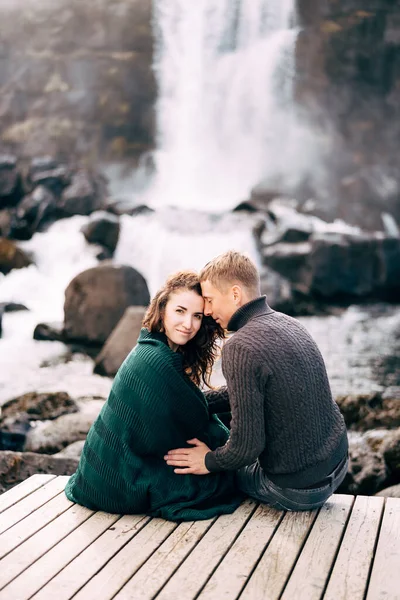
[[204, 386, 230, 414], [164, 339, 269, 475], [204, 341, 268, 472]]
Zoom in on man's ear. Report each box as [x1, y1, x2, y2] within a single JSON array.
[[232, 284, 242, 305]]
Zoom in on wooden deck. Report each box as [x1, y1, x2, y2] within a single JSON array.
[[0, 475, 399, 600]]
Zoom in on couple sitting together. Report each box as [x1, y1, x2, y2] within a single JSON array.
[[65, 251, 348, 521]]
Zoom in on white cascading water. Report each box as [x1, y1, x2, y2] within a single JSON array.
[[150, 0, 298, 210], [0, 0, 299, 403]]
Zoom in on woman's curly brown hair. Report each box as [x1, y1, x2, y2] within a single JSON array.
[[142, 271, 224, 388]]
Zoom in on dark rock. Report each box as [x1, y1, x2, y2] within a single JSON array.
[[336, 392, 400, 432], [106, 200, 155, 217], [0, 237, 33, 274], [342, 431, 389, 495], [0, 155, 22, 208], [128, 204, 155, 217], [232, 201, 260, 213], [11, 185, 57, 240], [0, 451, 79, 493], [29, 156, 60, 176], [310, 233, 400, 300], [30, 166, 72, 196], [27, 157, 71, 196], [24, 401, 103, 454], [261, 231, 400, 302], [63, 264, 150, 344], [261, 241, 312, 293], [0, 391, 79, 423], [33, 322, 65, 342], [0, 302, 28, 312], [58, 170, 107, 216], [94, 306, 146, 376], [81, 210, 120, 253], [96, 248, 113, 261], [0, 422, 31, 452]]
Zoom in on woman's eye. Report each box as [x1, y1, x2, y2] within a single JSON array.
[[176, 308, 183, 313], [195, 314, 202, 320]]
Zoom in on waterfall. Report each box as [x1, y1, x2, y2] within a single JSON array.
[[150, 0, 298, 210]]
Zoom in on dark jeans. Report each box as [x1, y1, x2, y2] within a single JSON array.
[[237, 454, 349, 511]]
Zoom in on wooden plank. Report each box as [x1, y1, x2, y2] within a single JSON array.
[[240, 508, 318, 600], [0, 474, 56, 514], [0, 490, 73, 560], [366, 497, 400, 600], [73, 518, 178, 600], [198, 503, 284, 600], [0, 510, 121, 600], [0, 502, 94, 592], [280, 494, 354, 600], [114, 518, 216, 600], [31, 514, 150, 600], [324, 495, 384, 600], [0, 475, 69, 535], [156, 499, 257, 600]]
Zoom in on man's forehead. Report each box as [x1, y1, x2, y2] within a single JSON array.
[[201, 279, 228, 297], [200, 280, 216, 296]]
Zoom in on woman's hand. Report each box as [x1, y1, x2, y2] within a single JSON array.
[[164, 438, 211, 475]]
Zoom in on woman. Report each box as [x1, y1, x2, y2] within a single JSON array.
[[65, 271, 243, 521]]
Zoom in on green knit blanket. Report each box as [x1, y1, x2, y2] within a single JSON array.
[[65, 328, 243, 521]]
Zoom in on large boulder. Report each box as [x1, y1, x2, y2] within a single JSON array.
[[309, 233, 400, 299], [94, 306, 146, 376], [0, 237, 33, 274], [63, 264, 150, 344], [261, 231, 400, 301], [0, 451, 78, 493]]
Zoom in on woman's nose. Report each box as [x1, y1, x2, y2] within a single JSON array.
[[182, 315, 192, 329]]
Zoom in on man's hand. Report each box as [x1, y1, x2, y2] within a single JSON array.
[[164, 438, 211, 475]]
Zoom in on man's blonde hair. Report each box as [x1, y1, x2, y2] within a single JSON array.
[[199, 250, 260, 295]]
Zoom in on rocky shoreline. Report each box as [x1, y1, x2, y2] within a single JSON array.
[[1, 153, 400, 498], [1, 389, 400, 498]]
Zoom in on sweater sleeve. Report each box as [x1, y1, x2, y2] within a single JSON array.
[[204, 386, 230, 414], [204, 340, 268, 472]]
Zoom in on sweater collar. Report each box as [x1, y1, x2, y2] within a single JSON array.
[[227, 296, 274, 332]]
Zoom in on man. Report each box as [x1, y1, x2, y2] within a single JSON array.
[[165, 251, 348, 510]]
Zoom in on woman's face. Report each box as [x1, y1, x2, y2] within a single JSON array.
[[163, 289, 204, 350]]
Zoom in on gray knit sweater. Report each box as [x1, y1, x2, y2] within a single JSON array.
[[204, 297, 348, 488]]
